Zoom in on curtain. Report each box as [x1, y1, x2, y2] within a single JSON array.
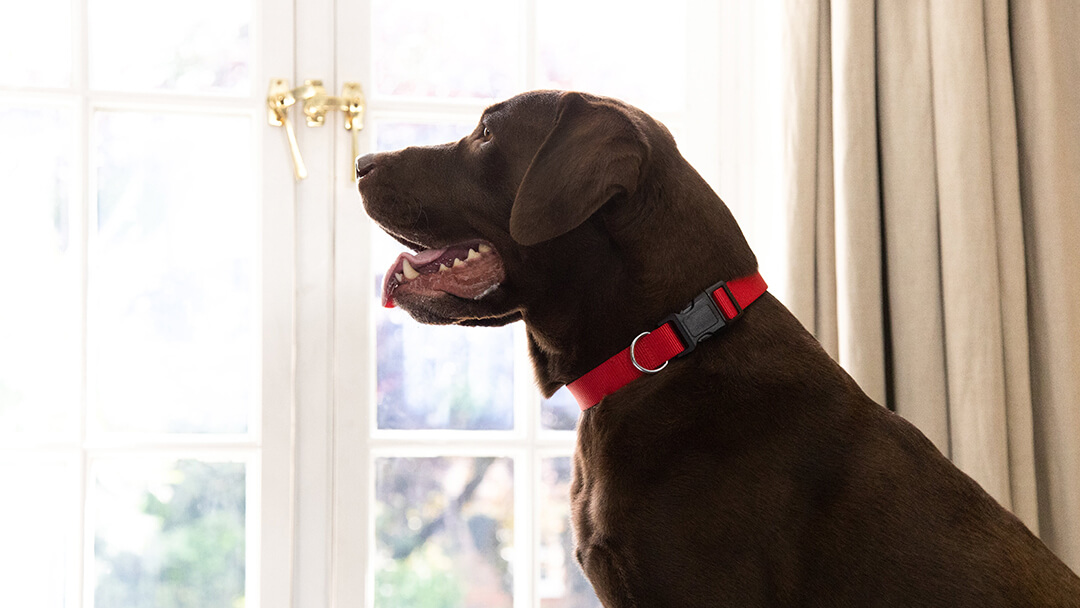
[[781, 0, 1080, 570]]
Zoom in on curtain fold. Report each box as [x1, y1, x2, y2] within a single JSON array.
[[1010, 0, 1080, 571], [782, 0, 1080, 570]]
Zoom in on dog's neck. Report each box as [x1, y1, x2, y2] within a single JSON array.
[[521, 166, 759, 397]]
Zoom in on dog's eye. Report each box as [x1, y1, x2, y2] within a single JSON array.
[[481, 126, 492, 141]]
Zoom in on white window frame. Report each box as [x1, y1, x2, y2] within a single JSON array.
[[3, 0, 779, 605]]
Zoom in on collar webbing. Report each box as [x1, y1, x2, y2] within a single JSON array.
[[567, 271, 767, 410]]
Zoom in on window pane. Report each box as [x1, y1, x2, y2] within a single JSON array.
[[89, 0, 251, 95], [539, 457, 601, 608], [0, 460, 74, 608], [89, 111, 256, 434], [0, 0, 71, 88], [537, 0, 688, 114], [92, 457, 247, 608], [372, 0, 520, 100], [375, 457, 514, 608], [376, 122, 473, 153], [541, 388, 579, 432], [374, 231, 515, 431], [0, 107, 79, 439]]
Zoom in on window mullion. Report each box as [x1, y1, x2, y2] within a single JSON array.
[[74, 0, 91, 602], [260, 0, 300, 606], [331, 0, 373, 607], [523, 0, 538, 90]]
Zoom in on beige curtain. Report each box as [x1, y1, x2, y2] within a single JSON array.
[[781, 0, 1080, 570]]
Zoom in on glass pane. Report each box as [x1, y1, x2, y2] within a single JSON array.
[[89, 111, 256, 434], [0, 107, 79, 439], [93, 457, 247, 608], [541, 387, 579, 432], [537, 0, 688, 114], [372, 0, 520, 100], [376, 122, 473, 153], [539, 457, 601, 608], [375, 457, 514, 608], [89, 0, 251, 95], [0, 0, 71, 88], [374, 231, 515, 431], [0, 460, 74, 608]]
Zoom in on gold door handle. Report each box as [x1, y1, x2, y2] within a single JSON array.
[[267, 78, 308, 180], [342, 82, 366, 177], [267, 78, 367, 181]]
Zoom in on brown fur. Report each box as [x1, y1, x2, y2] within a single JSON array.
[[356, 90, 1080, 606]]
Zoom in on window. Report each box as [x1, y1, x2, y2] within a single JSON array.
[[1, 0, 781, 606], [0, 0, 288, 606]]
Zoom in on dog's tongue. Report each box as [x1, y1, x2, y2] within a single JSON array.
[[381, 242, 504, 308], [400, 248, 446, 268], [382, 250, 436, 308]]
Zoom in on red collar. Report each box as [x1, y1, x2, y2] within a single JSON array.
[[567, 272, 768, 410]]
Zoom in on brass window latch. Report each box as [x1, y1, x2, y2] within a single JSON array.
[[267, 78, 366, 181]]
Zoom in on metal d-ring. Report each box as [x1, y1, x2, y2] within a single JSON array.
[[630, 331, 668, 374]]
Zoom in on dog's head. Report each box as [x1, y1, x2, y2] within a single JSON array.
[[357, 90, 756, 388]]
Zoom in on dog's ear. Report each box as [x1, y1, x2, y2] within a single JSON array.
[[510, 92, 650, 246]]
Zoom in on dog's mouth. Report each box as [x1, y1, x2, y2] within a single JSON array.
[[381, 240, 506, 308]]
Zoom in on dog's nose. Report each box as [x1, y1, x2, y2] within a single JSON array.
[[355, 153, 377, 181]]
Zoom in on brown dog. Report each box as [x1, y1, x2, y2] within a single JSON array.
[[356, 91, 1080, 607]]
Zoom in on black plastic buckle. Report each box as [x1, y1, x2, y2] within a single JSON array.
[[661, 281, 743, 358]]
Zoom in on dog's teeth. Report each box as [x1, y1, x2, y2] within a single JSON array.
[[439, 263, 450, 273], [402, 259, 419, 280], [395, 272, 404, 282], [453, 258, 465, 268], [467, 248, 481, 261], [478, 243, 492, 254]]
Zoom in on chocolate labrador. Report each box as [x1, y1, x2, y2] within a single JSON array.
[[355, 90, 1080, 606]]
